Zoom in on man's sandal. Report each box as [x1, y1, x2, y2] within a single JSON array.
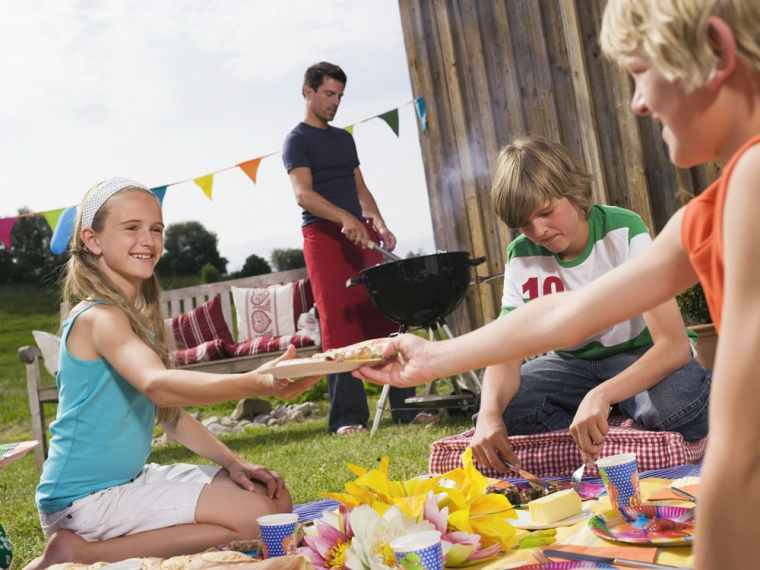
[[335, 424, 367, 436]]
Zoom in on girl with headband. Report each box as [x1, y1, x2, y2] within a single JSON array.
[[28, 178, 319, 568]]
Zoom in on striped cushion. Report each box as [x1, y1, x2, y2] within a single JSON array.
[[229, 334, 315, 357], [429, 422, 707, 478], [168, 294, 234, 350], [170, 338, 229, 367]]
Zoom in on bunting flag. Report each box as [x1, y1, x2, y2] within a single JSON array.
[[151, 186, 167, 204], [2, 99, 420, 254], [42, 208, 65, 233], [50, 206, 77, 255], [0, 217, 17, 249], [377, 109, 400, 137], [238, 157, 263, 184], [194, 174, 214, 200], [414, 96, 428, 133]]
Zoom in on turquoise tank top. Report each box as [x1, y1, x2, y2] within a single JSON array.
[[36, 302, 156, 513]]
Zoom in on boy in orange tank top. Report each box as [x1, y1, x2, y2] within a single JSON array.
[[357, 2, 760, 567]]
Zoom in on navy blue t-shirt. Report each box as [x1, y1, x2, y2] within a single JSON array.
[[282, 122, 364, 226]]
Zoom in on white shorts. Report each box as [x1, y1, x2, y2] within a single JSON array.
[[39, 463, 221, 541]]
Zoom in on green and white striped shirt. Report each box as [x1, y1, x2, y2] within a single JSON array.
[[500, 204, 653, 360]]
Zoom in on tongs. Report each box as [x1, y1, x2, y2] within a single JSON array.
[[367, 240, 402, 262], [501, 458, 551, 492]]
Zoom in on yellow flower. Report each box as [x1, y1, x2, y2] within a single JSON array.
[[326, 541, 349, 568]]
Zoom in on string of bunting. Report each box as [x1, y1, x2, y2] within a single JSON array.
[[1, 97, 428, 254]]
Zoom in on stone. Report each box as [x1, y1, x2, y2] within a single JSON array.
[[232, 398, 273, 421], [202, 416, 219, 427], [253, 414, 270, 424], [206, 422, 228, 435]]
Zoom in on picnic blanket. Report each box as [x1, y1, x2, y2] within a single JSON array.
[[48, 552, 312, 570]]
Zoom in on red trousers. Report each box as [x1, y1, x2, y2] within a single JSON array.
[[302, 220, 397, 349]]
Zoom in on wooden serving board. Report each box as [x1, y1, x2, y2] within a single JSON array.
[[268, 357, 384, 380]]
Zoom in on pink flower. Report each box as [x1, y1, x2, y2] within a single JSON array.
[[299, 505, 353, 570], [422, 492, 503, 567]]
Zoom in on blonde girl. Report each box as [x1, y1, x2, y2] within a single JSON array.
[[29, 178, 318, 569]]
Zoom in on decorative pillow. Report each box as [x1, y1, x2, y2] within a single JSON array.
[[231, 283, 296, 341], [229, 335, 316, 357], [167, 294, 234, 350], [428, 424, 707, 478], [170, 339, 229, 367]]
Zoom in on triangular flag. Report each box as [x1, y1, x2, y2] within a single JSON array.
[[414, 96, 428, 133], [0, 217, 18, 249], [238, 158, 263, 184], [42, 208, 65, 232], [344, 125, 354, 135], [151, 186, 167, 204], [377, 109, 400, 137], [193, 174, 214, 200], [50, 206, 77, 255]]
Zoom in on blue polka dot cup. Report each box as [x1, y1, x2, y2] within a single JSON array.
[[596, 453, 641, 511], [256, 513, 299, 558], [391, 530, 443, 570]]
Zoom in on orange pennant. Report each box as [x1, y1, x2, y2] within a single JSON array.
[[238, 157, 264, 184]]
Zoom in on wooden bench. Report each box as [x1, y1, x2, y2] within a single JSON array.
[[18, 267, 320, 467]]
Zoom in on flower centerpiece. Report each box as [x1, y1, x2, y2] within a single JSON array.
[[300, 448, 519, 569]]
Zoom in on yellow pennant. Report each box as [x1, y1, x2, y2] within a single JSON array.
[[345, 125, 354, 135], [42, 208, 65, 232], [194, 174, 214, 200]]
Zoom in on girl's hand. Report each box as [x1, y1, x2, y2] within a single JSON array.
[[225, 459, 285, 499], [254, 345, 321, 399], [353, 333, 435, 388], [570, 389, 611, 463]]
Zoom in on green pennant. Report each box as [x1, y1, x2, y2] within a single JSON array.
[[42, 208, 65, 232], [345, 125, 354, 135], [377, 108, 400, 137]]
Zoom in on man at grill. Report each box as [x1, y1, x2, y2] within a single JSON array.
[[282, 61, 417, 435]]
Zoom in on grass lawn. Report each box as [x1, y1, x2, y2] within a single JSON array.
[[0, 285, 472, 568]]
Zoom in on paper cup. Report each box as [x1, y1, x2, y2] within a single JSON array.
[[391, 530, 443, 570], [596, 453, 641, 510], [256, 513, 299, 558]]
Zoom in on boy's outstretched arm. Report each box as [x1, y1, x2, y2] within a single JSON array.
[[695, 147, 760, 569], [358, 211, 698, 387]]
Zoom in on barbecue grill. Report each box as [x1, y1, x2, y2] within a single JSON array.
[[347, 251, 487, 434]]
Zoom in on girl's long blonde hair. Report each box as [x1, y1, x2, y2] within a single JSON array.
[[63, 185, 180, 425]]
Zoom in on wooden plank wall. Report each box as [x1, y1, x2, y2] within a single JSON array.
[[398, 0, 718, 334]]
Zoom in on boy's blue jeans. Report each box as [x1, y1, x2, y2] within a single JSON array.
[[501, 347, 711, 441]]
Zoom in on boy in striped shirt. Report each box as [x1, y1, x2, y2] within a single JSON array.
[[470, 137, 710, 470]]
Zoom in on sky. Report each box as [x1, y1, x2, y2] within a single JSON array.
[[0, 1, 435, 271]]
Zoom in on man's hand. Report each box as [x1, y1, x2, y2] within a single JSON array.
[[340, 214, 371, 247], [225, 459, 285, 499], [253, 345, 321, 399], [470, 413, 518, 474], [570, 388, 611, 463], [353, 333, 435, 388]]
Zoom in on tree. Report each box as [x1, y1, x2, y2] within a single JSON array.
[[270, 248, 305, 271], [9, 208, 68, 285], [238, 253, 271, 277], [157, 221, 227, 276], [0, 247, 14, 284], [200, 262, 221, 283]]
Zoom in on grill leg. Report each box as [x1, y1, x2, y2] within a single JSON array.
[[438, 320, 482, 393], [370, 384, 391, 437]]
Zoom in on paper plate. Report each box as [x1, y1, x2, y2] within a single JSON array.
[[588, 505, 695, 545], [513, 563, 610, 569], [512, 504, 593, 530], [268, 357, 384, 380]]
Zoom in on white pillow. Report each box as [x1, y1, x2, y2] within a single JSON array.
[[231, 282, 296, 342], [32, 330, 61, 376]]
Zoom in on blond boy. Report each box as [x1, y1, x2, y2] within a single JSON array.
[[472, 137, 710, 471], [358, 1, 760, 566]]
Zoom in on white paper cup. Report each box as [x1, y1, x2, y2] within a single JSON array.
[[391, 530, 443, 570], [256, 513, 299, 558], [596, 453, 641, 510]]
